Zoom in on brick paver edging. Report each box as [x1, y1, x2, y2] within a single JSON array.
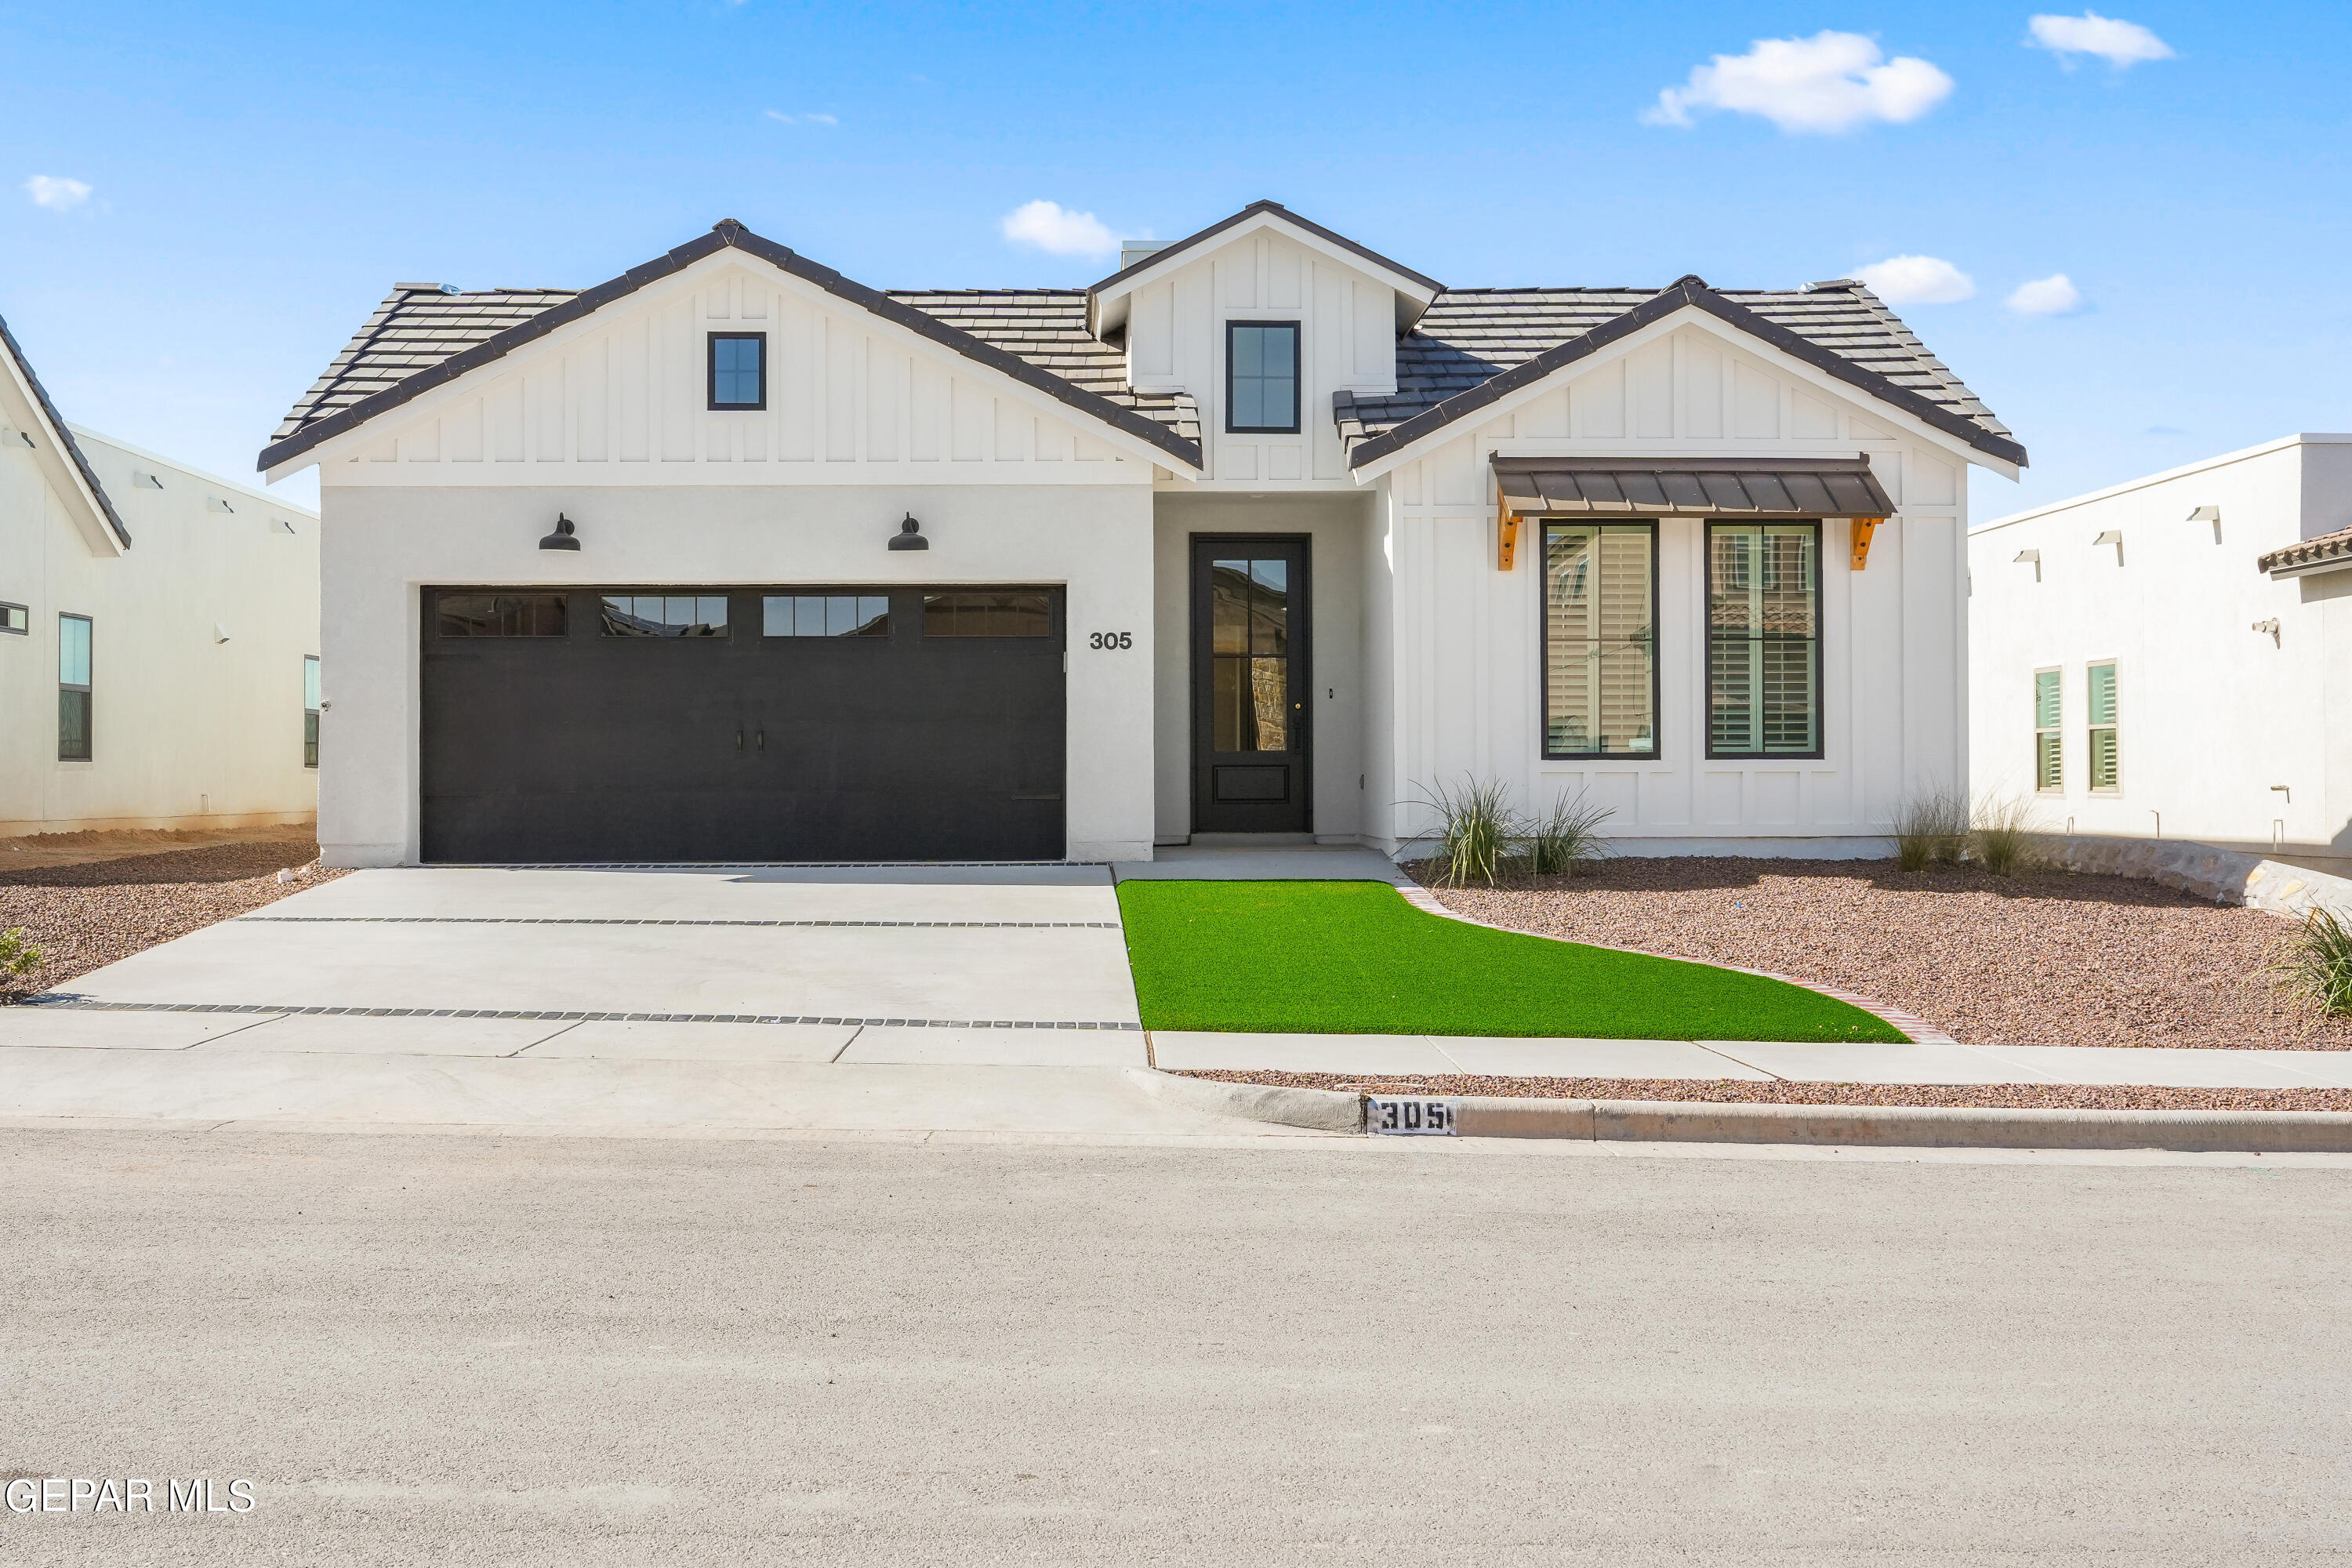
[[1390, 883, 1959, 1046]]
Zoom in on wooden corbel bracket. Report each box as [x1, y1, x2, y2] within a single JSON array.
[[1850, 517, 1885, 571]]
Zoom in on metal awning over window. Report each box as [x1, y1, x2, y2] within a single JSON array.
[[1493, 456, 1893, 518]]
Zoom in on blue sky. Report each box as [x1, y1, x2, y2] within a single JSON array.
[[4, 1, 2347, 514]]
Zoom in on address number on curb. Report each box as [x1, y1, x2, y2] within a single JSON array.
[[1367, 1096, 1459, 1136]]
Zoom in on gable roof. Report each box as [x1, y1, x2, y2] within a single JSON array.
[[1083, 201, 1443, 343], [0, 311, 131, 547], [260, 221, 1207, 475], [1335, 277, 2024, 471]]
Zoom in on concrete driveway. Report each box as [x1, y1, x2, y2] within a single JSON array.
[[0, 866, 1269, 1138]]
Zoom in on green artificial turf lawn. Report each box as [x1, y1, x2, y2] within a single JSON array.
[[1117, 879, 1906, 1043]]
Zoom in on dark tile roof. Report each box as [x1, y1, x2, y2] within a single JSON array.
[[2258, 524, 2352, 576], [0, 310, 131, 547], [1337, 280, 2017, 467], [271, 287, 578, 443], [883, 291, 1200, 445]]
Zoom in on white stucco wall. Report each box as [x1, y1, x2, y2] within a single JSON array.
[[1968, 434, 2352, 868], [0, 428, 319, 835], [1149, 492, 1370, 843], [1362, 318, 1985, 855], [318, 481, 1156, 866]]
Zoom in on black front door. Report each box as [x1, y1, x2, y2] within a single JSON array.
[[1190, 537, 1310, 833], [419, 586, 1065, 862]]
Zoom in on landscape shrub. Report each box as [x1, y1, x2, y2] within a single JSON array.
[[0, 927, 42, 984], [2272, 909, 2352, 1018], [1525, 789, 1614, 877], [1891, 789, 1969, 873], [1970, 797, 2040, 877], [1411, 775, 1516, 887]]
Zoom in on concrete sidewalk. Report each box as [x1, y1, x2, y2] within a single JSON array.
[[1149, 1031, 2352, 1088]]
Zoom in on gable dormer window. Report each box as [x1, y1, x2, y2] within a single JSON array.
[[708, 332, 767, 411], [1225, 322, 1299, 434]]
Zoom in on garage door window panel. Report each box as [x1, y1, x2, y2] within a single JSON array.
[[922, 591, 1054, 637], [438, 593, 567, 637], [601, 595, 730, 637], [764, 595, 890, 637]]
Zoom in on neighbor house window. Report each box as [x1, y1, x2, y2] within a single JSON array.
[[438, 592, 567, 637], [1707, 522, 1820, 757], [1225, 322, 1299, 434], [1543, 522, 1657, 757], [601, 595, 729, 637], [2087, 660, 2120, 792], [303, 655, 321, 769], [58, 613, 92, 761], [2034, 668, 2062, 792], [708, 332, 766, 411], [922, 590, 1052, 637], [0, 603, 26, 634], [763, 595, 889, 637]]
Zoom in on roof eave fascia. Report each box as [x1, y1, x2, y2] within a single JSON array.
[[1343, 280, 2028, 483], [1085, 202, 1443, 340], [2263, 553, 2352, 581], [0, 314, 131, 551], [262, 223, 1203, 480]]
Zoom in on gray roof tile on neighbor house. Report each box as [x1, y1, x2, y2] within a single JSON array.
[[1340, 282, 2014, 460], [272, 283, 1200, 450]]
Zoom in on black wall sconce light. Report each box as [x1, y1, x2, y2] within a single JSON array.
[[539, 513, 580, 551], [887, 513, 929, 551]]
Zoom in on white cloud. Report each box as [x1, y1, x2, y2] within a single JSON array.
[[1853, 255, 1976, 305], [24, 175, 92, 211], [1643, 31, 1954, 134], [2027, 12, 2174, 68], [763, 111, 838, 125], [2007, 273, 2085, 314], [999, 199, 1119, 260]]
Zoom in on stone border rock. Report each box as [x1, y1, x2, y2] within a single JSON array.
[[1145, 1070, 2352, 1152], [2039, 834, 2352, 924]]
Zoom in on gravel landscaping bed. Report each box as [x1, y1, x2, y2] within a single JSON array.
[[0, 837, 343, 1001], [1174, 1069, 2352, 1114], [1412, 858, 2352, 1051]]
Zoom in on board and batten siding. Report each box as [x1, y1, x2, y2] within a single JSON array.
[[1367, 323, 1972, 852], [323, 260, 1156, 489], [1123, 228, 1399, 489]]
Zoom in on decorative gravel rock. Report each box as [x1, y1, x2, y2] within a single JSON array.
[[1414, 857, 2351, 1051], [1174, 1069, 2352, 1114], [0, 837, 344, 1001]]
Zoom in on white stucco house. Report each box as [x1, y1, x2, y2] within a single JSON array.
[[258, 203, 2024, 868], [1, 314, 321, 838], [1969, 434, 2352, 875]]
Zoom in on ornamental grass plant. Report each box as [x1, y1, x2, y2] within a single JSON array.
[[2272, 908, 2352, 1019], [1892, 789, 1969, 873], [1970, 796, 2041, 877], [1524, 789, 1615, 877], [1412, 775, 1516, 887]]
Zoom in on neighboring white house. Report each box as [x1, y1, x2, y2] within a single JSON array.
[[1969, 434, 2352, 875], [0, 314, 322, 837], [258, 203, 2024, 868]]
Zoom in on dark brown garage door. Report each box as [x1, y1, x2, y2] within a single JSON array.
[[419, 586, 1065, 863]]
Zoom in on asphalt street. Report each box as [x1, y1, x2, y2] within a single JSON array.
[[3, 1129, 2348, 1566]]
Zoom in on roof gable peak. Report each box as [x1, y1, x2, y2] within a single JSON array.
[[1085, 200, 1442, 339]]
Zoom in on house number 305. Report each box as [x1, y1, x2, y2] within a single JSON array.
[[1087, 632, 1133, 650]]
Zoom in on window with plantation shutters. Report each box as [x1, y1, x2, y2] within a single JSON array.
[[2087, 660, 2120, 791], [1543, 522, 1656, 757], [2034, 668, 2062, 792], [1706, 523, 1820, 757]]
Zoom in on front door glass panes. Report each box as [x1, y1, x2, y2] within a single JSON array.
[[1544, 523, 1656, 757], [1707, 523, 1820, 757], [601, 595, 729, 637], [763, 595, 889, 637], [1210, 557, 1289, 751]]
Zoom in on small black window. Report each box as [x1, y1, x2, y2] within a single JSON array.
[[303, 655, 321, 769], [59, 613, 92, 761], [437, 593, 567, 637], [601, 595, 730, 637], [709, 332, 766, 411], [1226, 322, 1299, 434], [762, 595, 890, 637], [0, 603, 27, 634], [922, 591, 1053, 638]]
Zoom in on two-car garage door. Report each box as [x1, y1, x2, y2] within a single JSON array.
[[419, 586, 1065, 863]]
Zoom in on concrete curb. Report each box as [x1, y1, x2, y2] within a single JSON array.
[[1125, 1068, 1364, 1133], [1143, 1072, 2352, 1152]]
